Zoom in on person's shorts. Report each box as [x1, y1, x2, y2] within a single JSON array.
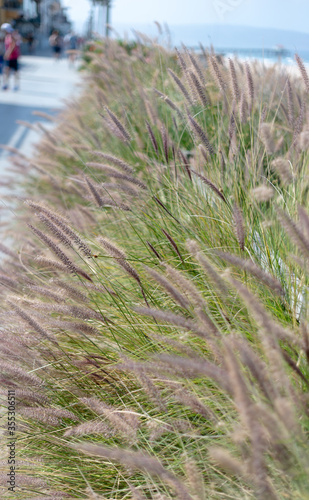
[[53, 46, 61, 54], [6, 59, 19, 72], [0, 55, 3, 74]]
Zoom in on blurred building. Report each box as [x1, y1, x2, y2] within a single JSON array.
[[0, 0, 24, 24], [39, 0, 71, 36], [23, 0, 36, 17], [0, 1, 71, 35]]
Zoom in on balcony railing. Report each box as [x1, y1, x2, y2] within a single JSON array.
[[3, 0, 22, 9]]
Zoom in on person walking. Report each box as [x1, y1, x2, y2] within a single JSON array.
[[64, 30, 78, 66], [0, 31, 4, 88], [1, 23, 21, 91], [26, 31, 35, 55], [49, 30, 63, 60]]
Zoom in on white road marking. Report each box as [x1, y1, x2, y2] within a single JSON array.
[[0, 125, 28, 159], [18, 127, 40, 157], [0, 121, 55, 173]]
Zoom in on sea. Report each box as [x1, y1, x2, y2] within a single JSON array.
[[112, 23, 309, 64]]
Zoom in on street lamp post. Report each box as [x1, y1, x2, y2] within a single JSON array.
[[105, 0, 111, 38], [92, 0, 111, 38]]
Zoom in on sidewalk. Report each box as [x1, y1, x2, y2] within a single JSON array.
[[0, 55, 81, 108], [0, 55, 82, 209], [0, 54, 82, 159]]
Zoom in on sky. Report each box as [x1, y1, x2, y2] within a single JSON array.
[[62, 0, 309, 35]]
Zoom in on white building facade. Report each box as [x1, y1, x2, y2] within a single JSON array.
[[39, 0, 71, 35]]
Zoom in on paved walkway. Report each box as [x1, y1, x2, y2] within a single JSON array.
[[0, 55, 81, 165], [0, 55, 82, 228], [0, 56, 80, 108]]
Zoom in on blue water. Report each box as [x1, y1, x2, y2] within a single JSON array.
[[112, 23, 309, 63]]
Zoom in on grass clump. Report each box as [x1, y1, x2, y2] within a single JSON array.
[[1, 34, 309, 499]]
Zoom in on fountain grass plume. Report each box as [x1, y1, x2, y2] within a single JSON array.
[[187, 114, 215, 155], [1, 36, 309, 500], [168, 68, 194, 106], [28, 224, 93, 281]]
